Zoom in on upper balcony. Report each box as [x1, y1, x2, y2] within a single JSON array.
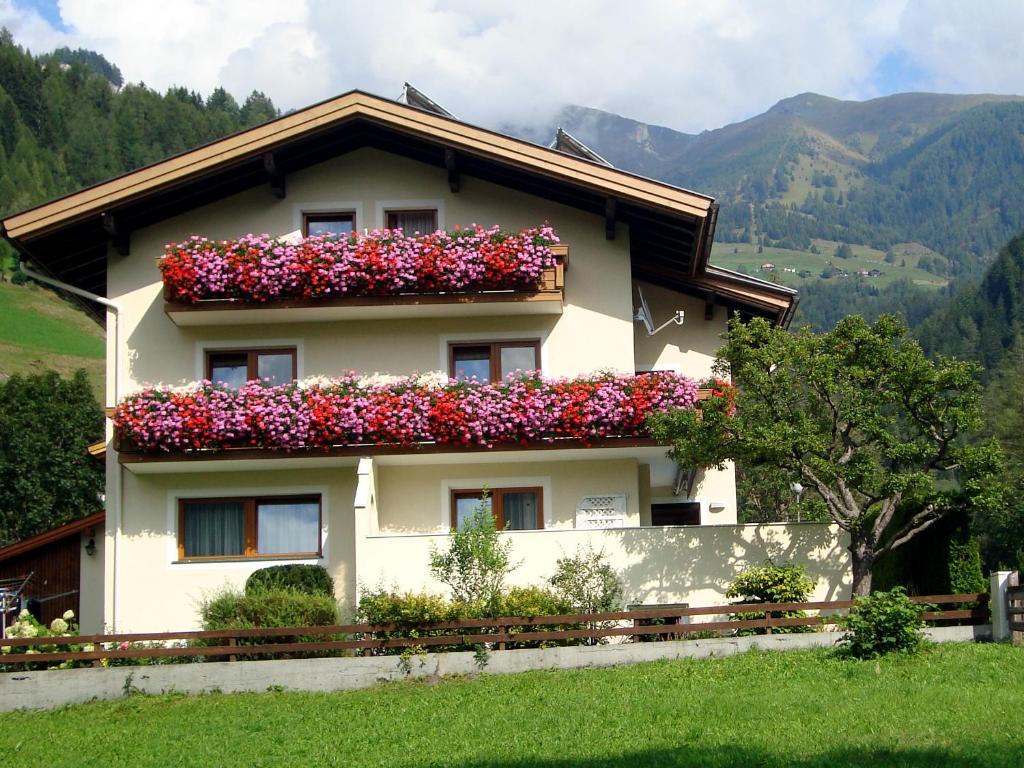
[[162, 225, 567, 327], [113, 372, 722, 470]]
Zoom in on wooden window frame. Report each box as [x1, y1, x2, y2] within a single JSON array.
[[385, 208, 438, 232], [449, 487, 544, 531], [205, 347, 298, 384], [448, 339, 541, 383], [302, 211, 355, 237], [177, 494, 322, 562]]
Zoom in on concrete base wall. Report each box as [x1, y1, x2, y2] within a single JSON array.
[[0, 625, 991, 712]]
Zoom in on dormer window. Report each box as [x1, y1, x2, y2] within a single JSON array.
[[303, 212, 354, 237], [206, 347, 297, 388], [385, 208, 438, 235]]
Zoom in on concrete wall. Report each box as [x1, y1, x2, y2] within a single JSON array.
[[109, 466, 358, 632], [0, 625, 987, 712], [359, 522, 852, 607]]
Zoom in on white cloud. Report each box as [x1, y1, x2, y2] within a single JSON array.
[[3, 0, 1024, 132]]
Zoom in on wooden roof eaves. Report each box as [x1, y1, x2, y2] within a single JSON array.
[[3, 91, 715, 242], [0, 511, 105, 562]]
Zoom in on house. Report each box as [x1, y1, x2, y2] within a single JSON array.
[[0, 512, 105, 630], [2, 89, 847, 633]]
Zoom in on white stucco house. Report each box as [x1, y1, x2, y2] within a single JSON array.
[[2, 87, 849, 633]]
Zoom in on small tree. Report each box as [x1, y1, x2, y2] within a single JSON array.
[[548, 545, 623, 615], [649, 314, 1002, 595], [429, 496, 515, 609]]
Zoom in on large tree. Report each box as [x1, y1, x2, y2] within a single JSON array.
[[649, 314, 1002, 595], [0, 370, 104, 547]]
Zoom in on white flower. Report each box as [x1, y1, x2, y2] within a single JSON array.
[[18, 609, 30, 620], [49, 618, 68, 634], [62, 610, 75, 621]]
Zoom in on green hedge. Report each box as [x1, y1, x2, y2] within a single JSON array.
[[245, 564, 334, 598]]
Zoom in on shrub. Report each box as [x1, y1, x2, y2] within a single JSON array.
[[726, 560, 815, 635], [496, 586, 578, 649], [245, 564, 334, 598], [947, 538, 986, 597], [429, 499, 515, 610], [839, 587, 926, 658], [548, 545, 623, 615], [199, 587, 339, 659], [355, 588, 470, 655]]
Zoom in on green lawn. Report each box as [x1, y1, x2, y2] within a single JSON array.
[[0, 279, 104, 401], [1, 644, 1021, 767]]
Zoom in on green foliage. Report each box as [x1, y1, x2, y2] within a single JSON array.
[[0, 370, 104, 547], [245, 565, 334, 598], [727, 560, 815, 635], [429, 499, 515, 610], [200, 588, 338, 631], [355, 588, 472, 656], [648, 314, 1002, 595], [947, 538, 986, 596], [547, 545, 623, 614], [839, 587, 926, 658], [834, 242, 853, 259], [496, 585, 569, 617]]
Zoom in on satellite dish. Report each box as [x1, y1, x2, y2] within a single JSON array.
[[633, 286, 685, 336]]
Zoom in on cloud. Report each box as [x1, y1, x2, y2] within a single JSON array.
[[4, 0, 1024, 132]]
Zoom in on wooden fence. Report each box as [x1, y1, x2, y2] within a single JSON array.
[[0, 593, 989, 668], [1009, 585, 1024, 645]]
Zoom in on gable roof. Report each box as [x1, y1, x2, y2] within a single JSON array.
[[0, 89, 795, 324], [0, 511, 105, 563], [551, 127, 613, 167]]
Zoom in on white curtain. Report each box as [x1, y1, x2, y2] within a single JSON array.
[[257, 501, 320, 555], [503, 492, 538, 530], [183, 501, 245, 557]]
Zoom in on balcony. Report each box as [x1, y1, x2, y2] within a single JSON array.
[[161, 227, 567, 327], [113, 372, 718, 469]]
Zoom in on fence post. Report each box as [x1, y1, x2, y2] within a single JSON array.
[[227, 636, 237, 663], [990, 571, 1017, 642], [497, 625, 506, 652], [764, 612, 773, 635]]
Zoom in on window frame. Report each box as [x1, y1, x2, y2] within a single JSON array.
[[177, 494, 323, 562], [204, 347, 298, 385], [448, 339, 541, 383], [449, 486, 544, 531], [302, 211, 356, 237], [384, 208, 439, 233]]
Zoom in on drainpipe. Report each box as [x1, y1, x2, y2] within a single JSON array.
[[18, 262, 124, 633]]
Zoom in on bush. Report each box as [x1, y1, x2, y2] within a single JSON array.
[[245, 564, 334, 598], [727, 560, 814, 635], [0, 609, 84, 671], [429, 498, 515, 610], [948, 538, 986, 596], [9, 269, 28, 285], [496, 586, 578, 649], [548, 545, 623, 615], [199, 587, 340, 659], [839, 587, 926, 658], [355, 588, 470, 655]]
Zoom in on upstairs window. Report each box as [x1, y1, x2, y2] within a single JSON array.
[[178, 495, 322, 560], [206, 347, 297, 388], [385, 208, 438, 235], [449, 340, 540, 383], [450, 487, 543, 531], [303, 212, 355, 237]]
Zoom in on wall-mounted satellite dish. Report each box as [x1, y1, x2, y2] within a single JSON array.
[[633, 286, 685, 336]]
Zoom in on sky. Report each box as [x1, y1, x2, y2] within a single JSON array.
[[3, 0, 1024, 133]]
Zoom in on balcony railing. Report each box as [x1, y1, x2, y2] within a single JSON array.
[[113, 372, 718, 464], [160, 226, 567, 326]]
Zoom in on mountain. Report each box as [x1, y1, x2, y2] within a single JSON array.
[[544, 92, 1024, 277]]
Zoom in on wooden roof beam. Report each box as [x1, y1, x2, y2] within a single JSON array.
[[605, 197, 616, 240], [101, 213, 129, 256], [263, 152, 286, 199], [444, 148, 460, 193]]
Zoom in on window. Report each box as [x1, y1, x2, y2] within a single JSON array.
[[385, 208, 438, 235], [303, 212, 355, 237], [206, 348, 297, 388], [450, 487, 543, 531], [449, 340, 540, 382], [650, 502, 701, 526], [178, 495, 321, 560]]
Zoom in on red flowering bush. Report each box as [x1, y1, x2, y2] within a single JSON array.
[[114, 372, 701, 454], [159, 225, 560, 304]]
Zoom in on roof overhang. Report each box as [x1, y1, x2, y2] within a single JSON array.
[[0, 511, 105, 562], [1, 89, 795, 325]]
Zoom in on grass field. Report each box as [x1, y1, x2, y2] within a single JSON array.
[[0, 279, 105, 401], [711, 240, 949, 290], [1, 644, 1021, 767]]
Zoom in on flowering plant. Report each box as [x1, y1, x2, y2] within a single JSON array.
[[1, 609, 84, 670], [114, 371, 701, 454], [159, 224, 560, 304]]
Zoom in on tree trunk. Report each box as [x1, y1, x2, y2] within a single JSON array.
[[849, 535, 875, 596]]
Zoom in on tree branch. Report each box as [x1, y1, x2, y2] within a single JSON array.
[[876, 503, 940, 557]]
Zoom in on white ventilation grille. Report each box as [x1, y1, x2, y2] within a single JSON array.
[[575, 494, 627, 529]]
